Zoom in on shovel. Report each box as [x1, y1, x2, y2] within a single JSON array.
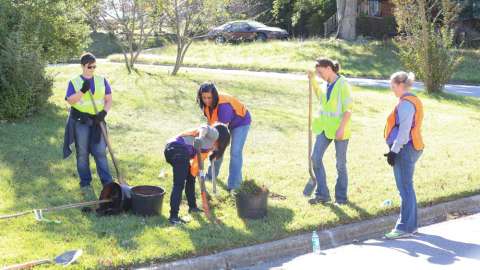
[[3, 250, 83, 270], [211, 159, 217, 195], [87, 90, 127, 186], [303, 77, 317, 196]]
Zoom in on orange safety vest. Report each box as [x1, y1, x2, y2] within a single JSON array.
[[204, 93, 247, 125], [384, 94, 424, 151], [179, 129, 212, 176]]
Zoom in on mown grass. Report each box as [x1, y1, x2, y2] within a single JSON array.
[[107, 39, 480, 84], [0, 63, 479, 269]]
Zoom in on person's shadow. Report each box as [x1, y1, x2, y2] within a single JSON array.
[[361, 233, 480, 265]]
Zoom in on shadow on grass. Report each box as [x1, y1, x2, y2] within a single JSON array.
[[0, 103, 74, 210], [428, 92, 480, 110]]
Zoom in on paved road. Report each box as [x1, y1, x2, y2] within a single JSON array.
[[53, 60, 480, 98], [242, 213, 480, 270]]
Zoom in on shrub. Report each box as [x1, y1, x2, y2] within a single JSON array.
[[237, 179, 268, 196], [0, 37, 53, 120]]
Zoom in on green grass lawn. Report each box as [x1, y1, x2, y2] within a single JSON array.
[[1, 63, 479, 269], [107, 39, 480, 84]]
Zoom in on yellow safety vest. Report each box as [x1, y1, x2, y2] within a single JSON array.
[[312, 76, 353, 140], [70, 75, 106, 115]]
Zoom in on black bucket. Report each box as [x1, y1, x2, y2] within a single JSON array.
[[236, 190, 269, 219], [97, 182, 132, 216], [131, 185, 165, 216]]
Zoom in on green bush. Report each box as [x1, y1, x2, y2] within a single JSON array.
[[0, 38, 53, 120]]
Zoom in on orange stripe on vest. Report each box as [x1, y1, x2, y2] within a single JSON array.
[[384, 95, 424, 151], [204, 93, 247, 125]]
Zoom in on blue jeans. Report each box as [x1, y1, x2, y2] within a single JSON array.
[[74, 121, 113, 187], [393, 143, 422, 233], [207, 124, 250, 190], [311, 132, 349, 202]]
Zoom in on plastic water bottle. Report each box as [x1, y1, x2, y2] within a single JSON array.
[[312, 231, 321, 254]]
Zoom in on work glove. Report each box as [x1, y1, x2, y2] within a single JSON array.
[[384, 151, 396, 167], [80, 79, 90, 93], [95, 110, 107, 124]]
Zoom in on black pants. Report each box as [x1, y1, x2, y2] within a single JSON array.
[[164, 142, 197, 219]]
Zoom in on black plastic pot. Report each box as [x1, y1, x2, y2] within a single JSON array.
[[97, 182, 132, 216], [131, 185, 165, 216], [235, 190, 269, 219]]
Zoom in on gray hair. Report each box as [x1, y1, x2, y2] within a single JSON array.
[[390, 71, 415, 88]]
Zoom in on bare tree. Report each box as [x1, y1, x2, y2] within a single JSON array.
[[162, 0, 225, 76], [88, 0, 163, 73]]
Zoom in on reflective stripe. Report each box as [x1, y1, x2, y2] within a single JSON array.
[[318, 111, 344, 117], [77, 99, 105, 106], [317, 80, 344, 119]]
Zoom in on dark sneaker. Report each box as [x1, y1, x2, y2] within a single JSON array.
[[168, 217, 187, 226], [334, 200, 348, 206], [308, 196, 331, 205], [188, 207, 203, 214]]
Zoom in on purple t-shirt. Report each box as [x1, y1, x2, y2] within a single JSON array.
[[217, 103, 251, 129], [65, 75, 112, 99]]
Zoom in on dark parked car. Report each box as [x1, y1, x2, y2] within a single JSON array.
[[207, 21, 289, 43]]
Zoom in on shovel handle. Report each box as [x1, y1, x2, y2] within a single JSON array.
[[86, 90, 126, 185], [307, 78, 316, 181], [211, 159, 217, 195], [3, 259, 51, 270]]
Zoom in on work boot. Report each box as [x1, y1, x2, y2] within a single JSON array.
[[80, 185, 98, 213]]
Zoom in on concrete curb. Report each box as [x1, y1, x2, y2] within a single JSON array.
[[137, 194, 480, 270]]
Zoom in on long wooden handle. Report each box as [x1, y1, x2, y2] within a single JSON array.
[[308, 79, 316, 181], [3, 259, 51, 270], [211, 159, 217, 195], [196, 149, 212, 222], [0, 199, 112, 220], [87, 91, 126, 185]]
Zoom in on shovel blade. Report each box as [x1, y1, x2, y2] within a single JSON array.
[[303, 177, 316, 197], [54, 250, 83, 266]]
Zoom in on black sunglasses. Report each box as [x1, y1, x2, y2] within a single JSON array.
[[87, 65, 97, 70]]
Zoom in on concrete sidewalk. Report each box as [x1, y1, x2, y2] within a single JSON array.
[[244, 213, 480, 270]]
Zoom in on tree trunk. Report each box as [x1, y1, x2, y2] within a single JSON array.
[[337, 0, 357, 41], [171, 41, 183, 76], [418, 0, 435, 93]]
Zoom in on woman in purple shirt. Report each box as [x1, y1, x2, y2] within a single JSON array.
[[196, 82, 252, 191]]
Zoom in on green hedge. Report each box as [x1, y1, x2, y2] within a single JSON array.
[[0, 38, 52, 120]]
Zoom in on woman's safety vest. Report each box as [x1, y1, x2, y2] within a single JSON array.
[[312, 76, 353, 140], [70, 75, 106, 115], [179, 129, 212, 176], [204, 93, 247, 125], [384, 94, 424, 151]]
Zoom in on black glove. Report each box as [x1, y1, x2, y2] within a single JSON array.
[[384, 151, 396, 167], [95, 110, 107, 124], [80, 79, 90, 94]]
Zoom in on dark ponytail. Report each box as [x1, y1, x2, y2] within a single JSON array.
[[315, 58, 340, 74], [210, 123, 230, 161]]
